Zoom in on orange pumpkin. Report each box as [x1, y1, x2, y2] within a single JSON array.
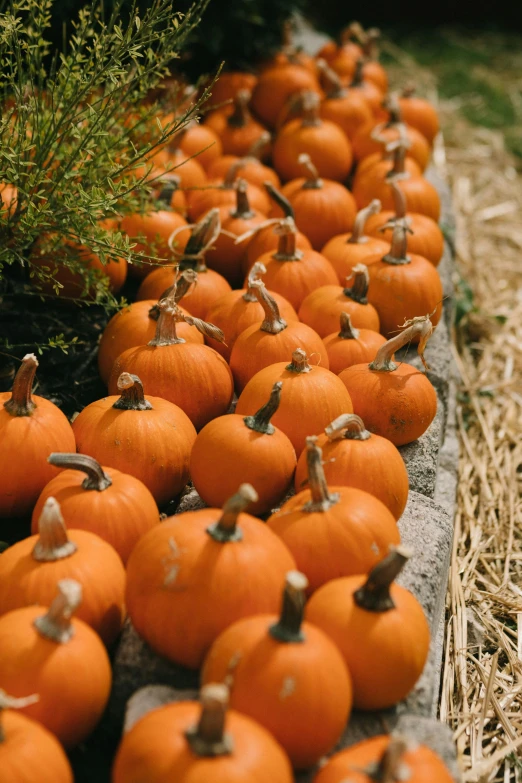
[[205, 179, 267, 287], [271, 153, 357, 250], [125, 485, 296, 668], [202, 572, 352, 769], [177, 121, 223, 171], [347, 58, 384, 115], [364, 179, 444, 266], [0, 579, 112, 747], [366, 223, 443, 338], [206, 137, 280, 189], [235, 348, 353, 456], [339, 315, 438, 445], [0, 183, 18, 217], [307, 546, 430, 709], [295, 413, 409, 519], [351, 99, 431, 169], [204, 262, 298, 362], [323, 311, 387, 374], [0, 497, 125, 645], [186, 163, 270, 222], [321, 199, 390, 283], [113, 683, 294, 783], [313, 734, 454, 783], [72, 373, 196, 507], [0, 691, 73, 782], [0, 354, 76, 518], [250, 63, 321, 129], [98, 289, 203, 385], [205, 89, 268, 158], [319, 24, 363, 79], [136, 211, 232, 320], [359, 29, 389, 93], [190, 382, 297, 515], [242, 183, 311, 274], [272, 92, 352, 183], [119, 208, 190, 280], [298, 263, 380, 337], [168, 147, 208, 190], [31, 454, 159, 564], [210, 71, 258, 106], [317, 58, 373, 140], [248, 217, 338, 311], [229, 280, 329, 394], [108, 294, 233, 431], [399, 84, 440, 144], [267, 437, 400, 594]]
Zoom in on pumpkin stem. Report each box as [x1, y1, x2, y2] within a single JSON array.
[[207, 484, 258, 543], [350, 58, 365, 88], [243, 381, 283, 435], [273, 218, 302, 261], [382, 93, 402, 126], [316, 58, 345, 99], [223, 160, 243, 189], [246, 130, 271, 161], [285, 348, 311, 374], [325, 413, 371, 441], [148, 268, 194, 320], [33, 579, 82, 643], [157, 174, 182, 207], [250, 279, 288, 334], [231, 178, 254, 219], [3, 353, 38, 417], [354, 546, 412, 612], [242, 261, 267, 303], [389, 179, 407, 219], [343, 263, 370, 303], [300, 91, 321, 128], [363, 27, 381, 61], [348, 200, 381, 244], [32, 497, 78, 562], [386, 131, 410, 180], [369, 315, 434, 372], [113, 373, 154, 411], [303, 436, 340, 512], [185, 684, 233, 757], [337, 311, 360, 340], [381, 222, 413, 266], [149, 297, 184, 345], [172, 208, 221, 271], [269, 571, 309, 643], [227, 89, 252, 129], [298, 154, 323, 190], [264, 182, 295, 220], [0, 691, 40, 743], [48, 453, 112, 491], [367, 735, 411, 783]]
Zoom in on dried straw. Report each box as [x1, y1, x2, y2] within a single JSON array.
[[386, 43, 522, 783]]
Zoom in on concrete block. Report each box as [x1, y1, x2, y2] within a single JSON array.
[[399, 404, 444, 499]]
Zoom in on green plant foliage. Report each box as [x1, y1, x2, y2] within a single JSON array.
[[0, 0, 209, 305]]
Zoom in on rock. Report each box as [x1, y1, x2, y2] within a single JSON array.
[[123, 685, 198, 734]]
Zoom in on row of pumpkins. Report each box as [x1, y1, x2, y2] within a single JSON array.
[[0, 23, 454, 783]]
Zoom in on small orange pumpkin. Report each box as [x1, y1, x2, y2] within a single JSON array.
[[0, 579, 112, 747], [319, 24, 363, 79], [113, 683, 294, 783], [190, 382, 297, 515], [235, 348, 353, 456], [267, 437, 400, 594], [271, 153, 357, 250], [206, 134, 280, 189], [187, 162, 270, 222], [0, 354, 76, 518], [210, 71, 259, 106], [295, 413, 409, 520], [347, 58, 384, 115], [317, 58, 373, 140], [339, 315, 438, 446], [298, 263, 380, 337], [364, 179, 444, 266], [31, 454, 159, 564], [250, 63, 321, 129], [0, 691, 73, 783], [203, 262, 298, 363], [366, 223, 443, 338], [307, 546, 430, 709], [125, 485, 296, 668], [321, 199, 390, 282], [0, 497, 126, 645], [202, 571, 352, 769], [177, 121, 223, 171], [313, 733, 454, 783], [205, 89, 268, 158], [323, 312, 387, 374], [229, 280, 329, 394], [272, 92, 353, 183], [399, 84, 440, 144], [119, 208, 190, 280], [72, 373, 196, 507]]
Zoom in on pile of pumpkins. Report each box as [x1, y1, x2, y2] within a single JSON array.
[[0, 23, 454, 783]]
